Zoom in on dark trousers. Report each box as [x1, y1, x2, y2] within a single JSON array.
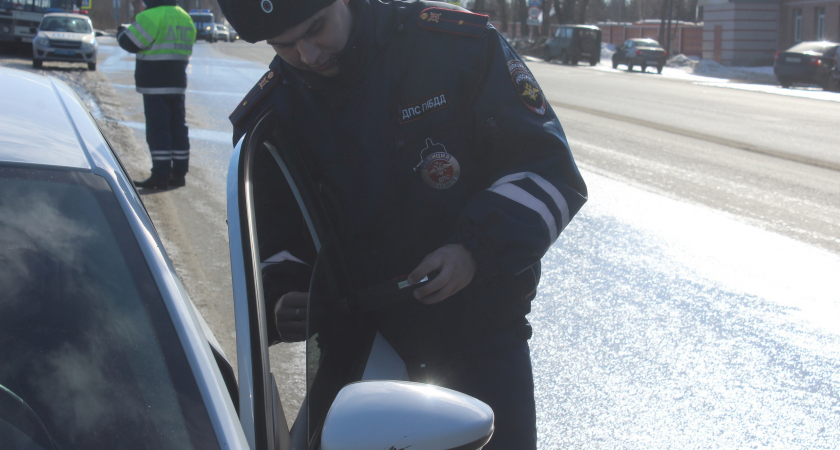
[[407, 342, 538, 449], [143, 94, 190, 178]]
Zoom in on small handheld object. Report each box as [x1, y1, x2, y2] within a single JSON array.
[[355, 270, 440, 312]]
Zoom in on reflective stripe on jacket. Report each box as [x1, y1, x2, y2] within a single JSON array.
[[125, 5, 196, 94]]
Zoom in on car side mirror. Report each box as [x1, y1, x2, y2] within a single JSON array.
[[321, 381, 494, 450], [94, 30, 104, 37]]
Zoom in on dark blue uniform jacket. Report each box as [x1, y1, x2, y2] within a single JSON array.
[[231, 0, 587, 363]]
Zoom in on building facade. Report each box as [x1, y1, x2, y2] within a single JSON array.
[[699, 0, 840, 65], [779, 0, 840, 48]]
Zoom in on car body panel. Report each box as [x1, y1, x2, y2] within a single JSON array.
[[0, 67, 248, 450], [0, 68, 90, 169]]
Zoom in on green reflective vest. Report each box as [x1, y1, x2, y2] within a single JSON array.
[[127, 5, 195, 61]]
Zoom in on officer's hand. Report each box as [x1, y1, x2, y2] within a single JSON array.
[[408, 244, 477, 305], [274, 291, 308, 342], [117, 24, 127, 35]]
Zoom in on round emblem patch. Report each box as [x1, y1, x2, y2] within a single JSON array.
[[507, 60, 546, 116], [421, 152, 460, 189], [261, 0, 273, 13]]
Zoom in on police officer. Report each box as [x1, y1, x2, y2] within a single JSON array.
[[117, 0, 196, 189], [220, 0, 588, 447]]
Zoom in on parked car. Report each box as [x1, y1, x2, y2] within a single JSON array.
[[0, 67, 495, 450], [543, 24, 602, 66], [774, 41, 840, 89], [215, 23, 231, 42], [612, 38, 668, 73], [32, 12, 98, 71]]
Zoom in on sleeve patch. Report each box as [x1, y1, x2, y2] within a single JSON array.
[[507, 60, 546, 116], [417, 7, 488, 38], [229, 69, 279, 126]]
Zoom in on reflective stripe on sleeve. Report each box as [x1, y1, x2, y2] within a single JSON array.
[[131, 21, 154, 44], [489, 171, 570, 242], [125, 29, 148, 49]]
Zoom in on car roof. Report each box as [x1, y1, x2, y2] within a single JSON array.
[[0, 68, 102, 171], [42, 12, 92, 20]]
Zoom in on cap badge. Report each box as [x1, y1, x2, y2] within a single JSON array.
[[261, 0, 273, 13], [414, 138, 460, 190]]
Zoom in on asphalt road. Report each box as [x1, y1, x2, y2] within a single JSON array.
[[4, 38, 838, 449]]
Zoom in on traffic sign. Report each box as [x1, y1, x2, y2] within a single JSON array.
[[528, 5, 541, 19], [528, 0, 541, 6]]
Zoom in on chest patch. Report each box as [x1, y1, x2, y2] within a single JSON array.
[[417, 138, 461, 189], [399, 91, 449, 124], [507, 60, 546, 116]]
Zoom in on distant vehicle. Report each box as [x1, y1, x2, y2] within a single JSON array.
[[0, 1, 65, 45], [543, 24, 602, 66], [189, 9, 217, 42], [215, 23, 230, 42], [229, 27, 239, 41], [773, 41, 839, 90], [612, 38, 668, 73], [32, 12, 98, 71]]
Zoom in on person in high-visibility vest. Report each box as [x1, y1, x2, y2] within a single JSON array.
[[117, 0, 196, 189]]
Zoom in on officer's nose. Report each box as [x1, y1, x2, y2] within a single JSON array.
[[297, 40, 322, 67]]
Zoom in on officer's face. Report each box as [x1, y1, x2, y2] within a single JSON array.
[[265, 0, 352, 77]]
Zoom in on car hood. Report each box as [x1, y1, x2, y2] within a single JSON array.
[[39, 31, 95, 43]]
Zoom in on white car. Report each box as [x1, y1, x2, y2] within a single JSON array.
[[0, 66, 495, 450], [32, 13, 98, 71]]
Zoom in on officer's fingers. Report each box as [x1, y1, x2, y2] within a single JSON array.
[[407, 255, 443, 285], [413, 268, 451, 299]]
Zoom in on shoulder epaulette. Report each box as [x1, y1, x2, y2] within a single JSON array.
[[229, 69, 280, 126], [416, 6, 488, 38]]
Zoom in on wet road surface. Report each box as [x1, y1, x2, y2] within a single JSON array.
[[90, 38, 840, 449]]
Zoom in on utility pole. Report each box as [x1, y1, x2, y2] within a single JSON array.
[[665, 0, 673, 55]]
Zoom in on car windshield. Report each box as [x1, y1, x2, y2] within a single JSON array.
[[191, 15, 214, 28], [787, 42, 837, 53], [634, 39, 661, 48], [39, 17, 91, 33], [0, 167, 220, 450]]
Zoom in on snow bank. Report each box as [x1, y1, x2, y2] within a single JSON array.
[[692, 59, 777, 84]]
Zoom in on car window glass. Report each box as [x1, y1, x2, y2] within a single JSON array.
[[39, 17, 90, 33], [787, 42, 833, 53], [251, 123, 374, 447], [0, 167, 219, 450]]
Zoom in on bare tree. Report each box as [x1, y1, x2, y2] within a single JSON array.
[[576, 0, 589, 22]]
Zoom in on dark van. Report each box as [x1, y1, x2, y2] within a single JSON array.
[[543, 24, 602, 66]]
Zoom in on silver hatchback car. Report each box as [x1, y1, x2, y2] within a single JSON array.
[[0, 67, 495, 450], [32, 13, 98, 71]]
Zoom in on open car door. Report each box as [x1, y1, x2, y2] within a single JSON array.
[[227, 108, 494, 450]]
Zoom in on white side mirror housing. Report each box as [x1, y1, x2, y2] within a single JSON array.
[[321, 381, 494, 450]]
